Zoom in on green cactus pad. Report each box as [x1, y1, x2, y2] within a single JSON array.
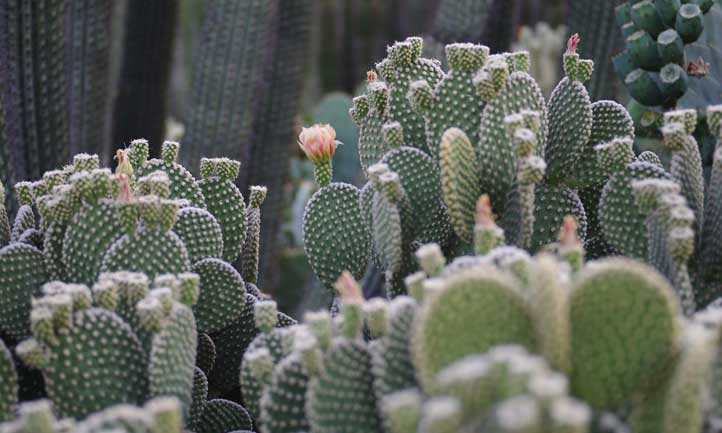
[[43, 223, 67, 280], [63, 201, 123, 285], [477, 72, 547, 210], [173, 207, 223, 264], [412, 265, 534, 390], [308, 339, 383, 433], [196, 333, 216, 375], [421, 43, 489, 161], [545, 78, 594, 183], [197, 177, 246, 263], [17, 228, 43, 249], [599, 161, 672, 258], [207, 294, 259, 392], [303, 183, 370, 293], [10, 205, 35, 242], [371, 192, 405, 274], [240, 328, 294, 420], [570, 258, 681, 409], [382, 37, 444, 154], [0, 243, 48, 339], [189, 367, 208, 432], [439, 128, 481, 242], [578, 187, 617, 259], [502, 184, 587, 251], [41, 308, 148, 419], [101, 228, 190, 280], [382, 147, 444, 230], [136, 159, 206, 209], [356, 87, 391, 172], [148, 303, 198, 417], [259, 353, 311, 433], [191, 258, 247, 334], [567, 101, 636, 189], [0, 339, 17, 422], [197, 399, 253, 433], [372, 297, 419, 398]]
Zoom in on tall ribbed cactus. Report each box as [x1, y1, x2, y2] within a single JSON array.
[[183, 0, 278, 166], [244, 0, 313, 292], [0, 0, 69, 183], [65, 0, 112, 157], [111, 0, 178, 157]]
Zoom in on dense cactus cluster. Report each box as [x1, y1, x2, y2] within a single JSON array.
[[0, 141, 296, 431], [1, 4, 722, 430], [304, 35, 637, 299]]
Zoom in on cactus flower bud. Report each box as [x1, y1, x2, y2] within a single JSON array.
[[566, 33, 580, 55], [298, 124, 338, 164], [114, 149, 134, 178], [559, 216, 584, 272], [299, 124, 340, 187]]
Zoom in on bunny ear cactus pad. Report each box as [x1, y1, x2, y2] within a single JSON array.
[[412, 43, 489, 161], [207, 294, 260, 392], [600, 161, 673, 258], [143, 293, 198, 417], [372, 296, 419, 398], [196, 158, 246, 263], [100, 207, 191, 281], [354, 81, 392, 172], [190, 367, 208, 431], [567, 101, 636, 189], [197, 399, 253, 433], [196, 333, 216, 375], [412, 265, 534, 390], [544, 71, 594, 184], [173, 207, 224, 264], [382, 37, 444, 154], [502, 184, 588, 250], [303, 183, 370, 293], [439, 128, 481, 242], [259, 354, 312, 433], [63, 200, 123, 285], [382, 147, 445, 236], [307, 339, 383, 433], [191, 258, 246, 334], [0, 243, 48, 339], [0, 339, 17, 422], [24, 307, 148, 419], [134, 141, 206, 209], [569, 258, 681, 409], [10, 205, 35, 242], [476, 60, 548, 210]]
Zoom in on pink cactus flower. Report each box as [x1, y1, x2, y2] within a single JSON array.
[[298, 124, 339, 164], [335, 271, 363, 304], [559, 215, 581, 248], [567, 33, 580, 55], [475, 194, 496, 228], [687, 57, 710, 78]]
